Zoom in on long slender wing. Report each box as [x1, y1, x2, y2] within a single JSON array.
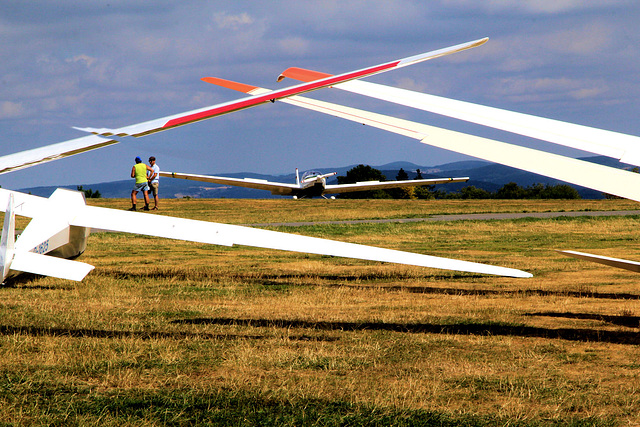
[[323, 177, 469, 194], [1, 39, 486, 176], [159, 171, 299, 195], [161, 171, 467, 196], [69, 201, 531, 278], [74, 38, 487, 138], [204, 79, 640, 202], [278, 69, 640, 167], [0, 134, 119, 175], [285, 97, 640, 202], [0, 189, 50, 219]]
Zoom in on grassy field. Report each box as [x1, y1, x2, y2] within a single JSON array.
[[1, 198, 640, 425]]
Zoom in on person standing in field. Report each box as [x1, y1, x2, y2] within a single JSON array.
[[147, 156, 160, 210], [130, 156, 153, 211]]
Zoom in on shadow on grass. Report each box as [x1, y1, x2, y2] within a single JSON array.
[[173, 316, 640, 345], [260, 272, 487, 282], [96, 270, 488, 282], [277, 282, 640, 300], [0, 273, 74, 290], [0, 325, 337, 342], [526, 311, 640, 328]]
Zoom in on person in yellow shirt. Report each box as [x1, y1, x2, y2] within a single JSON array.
[[129, 156, 154, 211]]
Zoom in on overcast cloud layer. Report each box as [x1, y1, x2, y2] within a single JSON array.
[[1, 1, 639, 189]]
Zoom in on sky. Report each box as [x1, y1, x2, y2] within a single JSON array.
[[1, 0, 640, 189]]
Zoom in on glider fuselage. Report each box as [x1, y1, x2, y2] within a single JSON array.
[[291, 170, 333, 198], [44, 225, 90, 260]]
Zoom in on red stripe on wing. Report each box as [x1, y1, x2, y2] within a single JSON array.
[[162, 62, 398, 129]]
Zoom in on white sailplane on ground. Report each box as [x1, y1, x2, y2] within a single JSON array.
[[0, 38, 533, 281], [160, 168, 468, 199]]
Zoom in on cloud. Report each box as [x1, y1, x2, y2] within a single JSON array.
[[214, 12, 254, 30], [67, 54, 98, 67], [278, 37, 310, 56], [441, 0, 631, 14], [490, 77, 608, 105], [542, 22, 614, 55], [393, 77, 430, 93], [0, 101, 26, 119]]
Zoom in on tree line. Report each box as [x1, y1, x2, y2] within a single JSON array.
[[336, 164, 580, 199]]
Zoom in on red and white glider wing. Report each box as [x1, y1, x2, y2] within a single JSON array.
[[0, 39, 486, 176], [75, 38, 488, 138]]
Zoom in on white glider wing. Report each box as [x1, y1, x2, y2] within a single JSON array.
[[279, 68, 640, 167], [74, 38, 487, 139], [162, 171, 468, 196], [284, 97, 640, 201], [159, 171, 300, 195], [323, 177, 469, 195], [68, 200, 531, 278], [0, 134, 120, 175], [203, 79, 640, 202]]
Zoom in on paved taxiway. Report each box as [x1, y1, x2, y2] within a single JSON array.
[[246, 210, 640, 227]]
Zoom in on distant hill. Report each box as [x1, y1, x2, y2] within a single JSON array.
[[19, 157, 633, 199]]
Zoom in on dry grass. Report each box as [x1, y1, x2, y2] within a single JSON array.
[[86, 197, 640, 223], [1, 198, 639, 425]]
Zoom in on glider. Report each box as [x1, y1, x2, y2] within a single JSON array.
[[160, 168, 468, 199], [0, 187, 531, 282], [0, 38, 487, 176]]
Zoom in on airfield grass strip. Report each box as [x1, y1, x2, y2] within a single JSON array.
[[0, 382, 616, 426], [85, 198, 640, 224], [3, 199, 640, 424]]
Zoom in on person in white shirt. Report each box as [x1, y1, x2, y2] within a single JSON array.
[[147, 156, 160, 210]]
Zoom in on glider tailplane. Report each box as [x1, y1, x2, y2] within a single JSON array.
[[10, 252, 94, 281]]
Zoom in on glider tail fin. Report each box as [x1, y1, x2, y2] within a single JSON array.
[[0, 194, 16, 281]]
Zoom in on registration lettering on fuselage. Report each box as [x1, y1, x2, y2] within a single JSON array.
[[33, 240, 49, 254]]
